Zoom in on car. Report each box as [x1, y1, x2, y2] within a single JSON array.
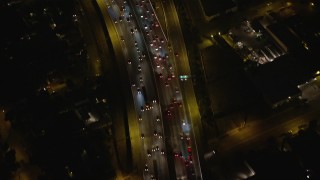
[[138, 115, 142, 121], [130, 28, 134, 34], [161, 150, 165, 155], [152, 146, 159, 152], [144, 164, 148, 171], [158, 133, 163, 138], [179, 152, 183, 158], [147, 150, 152, 157], [153, 130, 158, 136], [159, 73, 163, 78], [127, 59, 131, 64], [185, 160, 190, 166], [165, 109, 172, 117], [167, 75, 172, 81], [180, 134, 184, 140], [156, 115, 160, 122], [132, 83, 136, 87], [175, 87, 179, 93], [168, 103, 174, 109], [174, 152, 182, 158], [129, 12, 132, 17], [187, 147, 192, 154], [137, 87, 141, 93], [174, 52, 179, 57], [145, 103, 151, 110], [119, 16, 123, 22], [141, 106, 144, 112], [141, 133, 145, 139], [188, 154, 193, 162], [138, 56, 142, 62], [144, 24, 148, 29], [134, 41, 138, 46], [164, 81, 169, 87], [139, 76, 143, 82], [120, 36, 124, 42], [137, 65, 141, 71], [121, 5, 126, 11], [126, 17, 130, 22], [172, 98, 177, 104]]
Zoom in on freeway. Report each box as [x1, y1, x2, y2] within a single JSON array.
[[96, 0, 203, 178], [132, 0, 201, 179], [156, 0, 205, 179], [105, 0, 170, 179]]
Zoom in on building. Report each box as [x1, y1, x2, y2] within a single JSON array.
[[247, 55, 310, 108]]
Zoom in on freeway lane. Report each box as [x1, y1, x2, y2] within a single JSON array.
[[132, 0, 204, 178], [157, 0, 205, 179], [96, 0, 144, 176], [132, 0, 193, 178], [105, 0, 170, 179]]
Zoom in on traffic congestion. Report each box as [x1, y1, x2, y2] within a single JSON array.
[[106, 0, 196, 179]]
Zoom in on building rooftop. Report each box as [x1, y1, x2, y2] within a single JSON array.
[[267, 22, 304, 52], [248, 54, 310, 106]]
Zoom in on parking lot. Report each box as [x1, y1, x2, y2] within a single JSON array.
[[225, 19, 285, 64]]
